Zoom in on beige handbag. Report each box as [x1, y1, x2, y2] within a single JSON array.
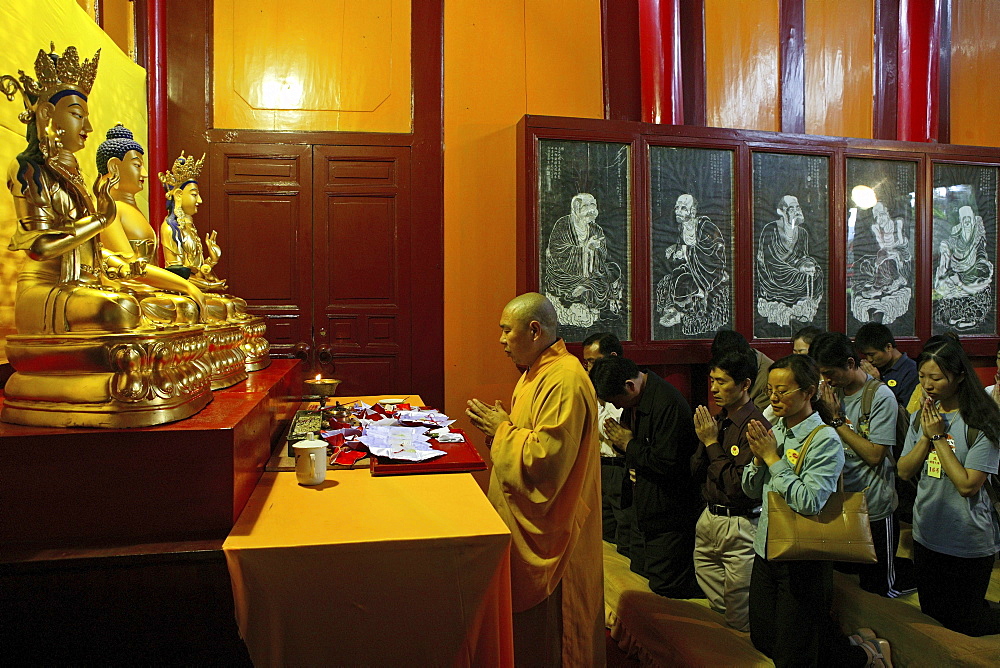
[[766, 425, 877, 563]]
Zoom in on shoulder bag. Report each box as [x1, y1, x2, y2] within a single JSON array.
[[766, 424, 877, 563]]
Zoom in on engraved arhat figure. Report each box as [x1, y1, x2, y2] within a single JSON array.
[[655, 193, 729, 335], [756, 195, 824, 329], [544, 192, 622, 328]]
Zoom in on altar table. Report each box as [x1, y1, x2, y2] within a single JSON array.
[[223, 398, 514, 667]]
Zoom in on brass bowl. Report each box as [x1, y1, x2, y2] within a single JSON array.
[[303, 378, 342, 397]]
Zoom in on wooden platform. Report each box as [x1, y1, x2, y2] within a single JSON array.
[[0, 359, 300, 549]]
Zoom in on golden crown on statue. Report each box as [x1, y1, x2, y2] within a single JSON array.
[[0, 44, 100, 122], [159, 151, 207, 189]]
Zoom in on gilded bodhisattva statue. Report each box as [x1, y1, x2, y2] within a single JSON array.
[[0, 44, 211, 427]]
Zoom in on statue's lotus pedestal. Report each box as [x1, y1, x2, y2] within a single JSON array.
[[204, 321, 248, 390], [240, 315, 271, 372], [0, 359, 298, 548], [2, 327, 213, 429]]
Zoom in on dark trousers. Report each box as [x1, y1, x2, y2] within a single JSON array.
[[835, 514, 911, 597], [914, 540, 1000, 637], [749, 555, 867, 668], [600, 462, 628, 543], [627, 511, 701, 599]]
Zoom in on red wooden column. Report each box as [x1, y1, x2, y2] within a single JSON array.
[[638, 0, 684, 124], [146, 0, 168, 182], [897, 0, 941, 142]]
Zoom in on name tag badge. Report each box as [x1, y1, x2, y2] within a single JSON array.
[[786, 448, 800, 466], [927, 451, 942, 478], [859, 423, 869, 438], [731, 444, 740, 457]]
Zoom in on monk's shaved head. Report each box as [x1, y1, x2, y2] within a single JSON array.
[[503, 293, 558, 334], [498, 293, 559, 367]]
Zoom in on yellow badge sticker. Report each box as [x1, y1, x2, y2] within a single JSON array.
[[731, 445, 740, 457], [888, 379, 897, 387], [927, 451, 942, 478], [786, 448, 800, 466]]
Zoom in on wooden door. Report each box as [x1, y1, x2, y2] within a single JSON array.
[[312, 146, 412, 395], [209, 144, 313, 358], [165, 0, 443, 405]]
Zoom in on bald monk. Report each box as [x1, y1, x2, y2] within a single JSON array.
[[467, 293, 605, 667]]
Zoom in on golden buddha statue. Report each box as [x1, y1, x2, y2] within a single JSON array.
[[95, 125, 246, 389], [159, 153, 270, 372], [0, 43, 211, 427], [97, 124, 204, 324]]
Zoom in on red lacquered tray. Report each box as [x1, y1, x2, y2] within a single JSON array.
[[369, 429, 487, 476]]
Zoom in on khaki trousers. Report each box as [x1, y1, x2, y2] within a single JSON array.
[[693, 506, 757, 632]]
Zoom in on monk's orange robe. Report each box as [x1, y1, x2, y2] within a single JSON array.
[[488, 339, 604, 666]]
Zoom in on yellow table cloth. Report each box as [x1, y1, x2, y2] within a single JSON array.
[[224, 466, 514, 667]]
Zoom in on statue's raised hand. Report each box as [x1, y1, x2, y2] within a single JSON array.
[[94, 170, 119, 227]]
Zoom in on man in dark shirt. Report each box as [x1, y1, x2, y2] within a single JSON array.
[[590, 356, 704, 599], [854, 322, 918, 407], [690, 351, 769, 631]]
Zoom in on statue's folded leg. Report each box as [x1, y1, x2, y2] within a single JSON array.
[[64, 286, 143, 333]]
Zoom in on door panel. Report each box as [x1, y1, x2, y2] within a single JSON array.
[[210, 144, 313, 358], [167, 0, 443, 406], [314, 146, 411, 393]]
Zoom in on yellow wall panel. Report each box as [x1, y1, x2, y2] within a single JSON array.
[[804, 0, 873, 138], [705, 0, 780, 132], [0, 0, 148, 362], [524, 2, 604, 118], [951, 0, 1000, 147], [442, 0, 603, 435], [214, 0, 411, 132]]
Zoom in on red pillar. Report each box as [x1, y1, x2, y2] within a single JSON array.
[[897, 0, 941, 142], [147, 0, 168, 181], [638, 0, 684, 124]]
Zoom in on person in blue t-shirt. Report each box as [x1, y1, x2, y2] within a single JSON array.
[[898, 339, 1000, 637], [811, 331, 908, 598]]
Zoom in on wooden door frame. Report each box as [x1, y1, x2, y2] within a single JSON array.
[[159, 0, 444, 407]]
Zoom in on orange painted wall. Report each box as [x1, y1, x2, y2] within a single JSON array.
[[213, 0, 412, 133], [442, 1, 604, 434], [804, 0, 873, 138], [704, 0, 780, 132], [950, 0, 1000, 147]]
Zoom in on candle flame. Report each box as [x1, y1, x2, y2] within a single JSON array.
[[315, 374, 321, 380]]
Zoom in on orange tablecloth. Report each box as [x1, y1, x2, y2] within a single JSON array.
[[223, 396, 513, 667]]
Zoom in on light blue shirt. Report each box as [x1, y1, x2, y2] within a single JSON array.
[[840, 377, 898, 521], [742, 411, 845, 558], [901, 410, 1000, 558]]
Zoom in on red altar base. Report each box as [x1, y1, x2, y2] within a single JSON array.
[[0, 359, 300, 549]]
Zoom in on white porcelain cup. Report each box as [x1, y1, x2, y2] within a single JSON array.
[[293, 438, 328, 485]]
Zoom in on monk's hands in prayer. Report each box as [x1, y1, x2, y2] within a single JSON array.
[[921, 397, 946, 440], [860, 359, 881, 380], [466, 398, 511, 440], [817, 381, 842, 421], [603, 418, 632, 453], [747, 419, 779, 467], [693, 405, 719, 446]]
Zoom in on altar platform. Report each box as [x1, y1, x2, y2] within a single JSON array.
[[0, 359, 300, 549]]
